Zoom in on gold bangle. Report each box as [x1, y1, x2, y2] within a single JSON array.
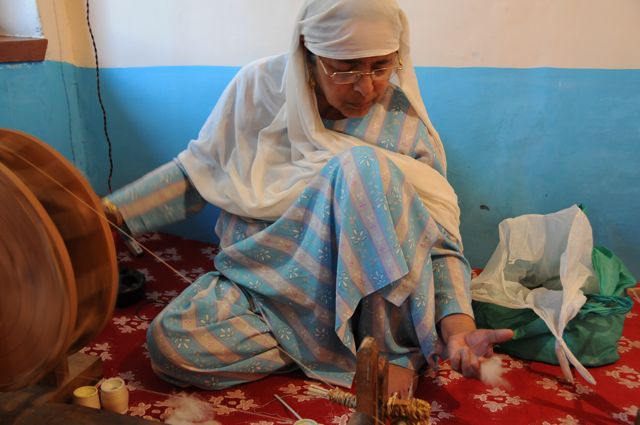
[[102, 198, 119, 214], [102, 198, 123, 227]]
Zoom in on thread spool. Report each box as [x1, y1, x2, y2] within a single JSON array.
[[72, 385, 101, 409], [117, 267, 146, 308], [99, 377, 129, 414]]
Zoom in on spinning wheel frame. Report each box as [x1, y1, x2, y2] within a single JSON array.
[[0, 129, 118, 391]]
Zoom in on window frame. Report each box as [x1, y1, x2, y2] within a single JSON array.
[[0, 35, 48, 63]]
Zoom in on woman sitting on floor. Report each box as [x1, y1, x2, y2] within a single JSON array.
[[105, 0, 513, 390]]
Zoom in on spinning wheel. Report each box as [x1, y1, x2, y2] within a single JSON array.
[[0, 129, 118, 392]]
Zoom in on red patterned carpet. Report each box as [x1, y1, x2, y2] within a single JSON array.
[[82, 232, 640, 424]]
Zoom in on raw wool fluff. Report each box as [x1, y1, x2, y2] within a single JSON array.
[[163, 394, 221, 425], [480, 356, 511, 388]]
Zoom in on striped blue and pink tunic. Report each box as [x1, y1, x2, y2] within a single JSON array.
[[107, 84, 473, 389]]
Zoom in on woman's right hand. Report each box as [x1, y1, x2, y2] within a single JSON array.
[[101, 198, 124, 228]]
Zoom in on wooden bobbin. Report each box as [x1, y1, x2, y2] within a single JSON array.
[[0, 129, 118, 392]]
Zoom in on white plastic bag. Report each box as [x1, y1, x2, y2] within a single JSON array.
[[471, 205, 599, 384]]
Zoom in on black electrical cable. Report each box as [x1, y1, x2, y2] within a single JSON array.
[[85, 0, 114, 193]]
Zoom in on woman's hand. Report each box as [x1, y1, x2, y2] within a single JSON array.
[[439, 314, 514, 379], [102, 198, 124, 228], [445, 328, 514, 378]]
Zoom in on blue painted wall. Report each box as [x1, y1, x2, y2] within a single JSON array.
[[418, 68, 640, 277], [1, 62, 87, 172], [1, 61, 638, 276]]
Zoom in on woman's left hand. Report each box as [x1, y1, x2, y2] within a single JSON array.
[[445, 328, 514, 378], [439, 313, 514, 379]]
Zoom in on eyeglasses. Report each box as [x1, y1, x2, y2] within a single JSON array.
[[316, 54, 403, 85]]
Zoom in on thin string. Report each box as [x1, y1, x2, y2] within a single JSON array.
[[0, 145, 356, 413], [274, 394, 303, 420], [88, 374, 294, 423], [136, 387, 293, 423]]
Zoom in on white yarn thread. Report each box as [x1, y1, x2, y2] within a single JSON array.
[[479, 356, 510, 388], [163, 394, 221, 425]]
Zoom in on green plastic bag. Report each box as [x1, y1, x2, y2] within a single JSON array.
[[473, 246, 636, 367]]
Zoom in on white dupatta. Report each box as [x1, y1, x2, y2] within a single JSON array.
[[178, 0, 463, 243]]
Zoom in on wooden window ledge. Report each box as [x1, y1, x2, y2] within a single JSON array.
[[0, 35, 48, 63]]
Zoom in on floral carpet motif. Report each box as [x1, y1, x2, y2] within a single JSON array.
[[85, 232, 640, 424]]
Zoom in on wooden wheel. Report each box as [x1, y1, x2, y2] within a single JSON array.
[[0, 129, 118, 390], [0, 163, 77, 390]]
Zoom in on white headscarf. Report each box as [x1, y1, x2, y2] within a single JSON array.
[[178, 0, 462, 243]]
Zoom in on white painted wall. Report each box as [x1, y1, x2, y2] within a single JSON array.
[[0, 0, 42, 37], [406, 0, 640, 68], [38, 0, 640, 69]]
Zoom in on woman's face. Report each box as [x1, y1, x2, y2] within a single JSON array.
[[311, 52, 398, 120]]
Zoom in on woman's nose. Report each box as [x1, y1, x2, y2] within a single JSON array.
[[353, 74, 374, 96]]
